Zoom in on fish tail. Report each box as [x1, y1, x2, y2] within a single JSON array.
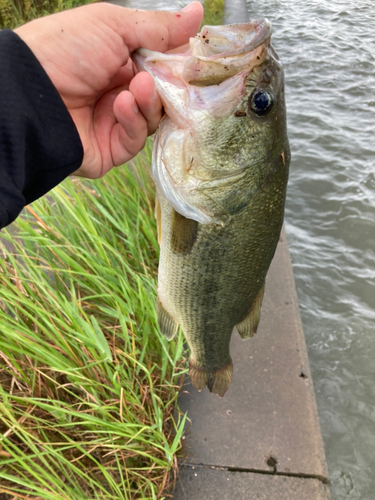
[[189, 361, 210, 392], [210, 361, 233, 397], [189, 359, 233, 397]]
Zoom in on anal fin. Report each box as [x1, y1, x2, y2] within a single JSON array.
[[236, 284, 265, 339], [171, 209, 198, 254], [156, 296, 178, 340]]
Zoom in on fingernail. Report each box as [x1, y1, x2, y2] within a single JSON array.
[[181, 2, 196, 13], [132, 97, 139, 114]]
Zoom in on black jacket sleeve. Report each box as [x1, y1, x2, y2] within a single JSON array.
[[0, 29, 84, 229]]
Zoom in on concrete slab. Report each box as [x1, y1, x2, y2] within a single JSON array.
[[173, 466, 331, 500], [176, 229, 329, 482], [224, 0, 249, 24]]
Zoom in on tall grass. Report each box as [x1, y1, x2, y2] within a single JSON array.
[[0, 143, 188, 499], [201, 0, 224, 26], [0, 0, 93, 29], [0, 0, 226, 30]]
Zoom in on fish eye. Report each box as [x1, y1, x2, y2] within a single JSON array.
[[249, 89, 274, 117]]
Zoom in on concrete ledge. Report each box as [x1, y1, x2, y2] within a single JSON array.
[[224, 0, 249, 24]]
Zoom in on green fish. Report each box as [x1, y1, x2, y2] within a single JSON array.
[[134, 19, 290, 397]]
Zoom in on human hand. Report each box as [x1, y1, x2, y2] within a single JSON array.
[[14, 2, 203, 178]]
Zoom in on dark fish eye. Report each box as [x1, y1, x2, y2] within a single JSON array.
[[249, 89, 274, 117]]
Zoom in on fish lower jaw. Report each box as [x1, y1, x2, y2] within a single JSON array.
[[189, 359, 233, 397]]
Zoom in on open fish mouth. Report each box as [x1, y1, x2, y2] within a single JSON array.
[[133, 18, 272, 88]]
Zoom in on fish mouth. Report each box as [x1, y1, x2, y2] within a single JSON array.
[[194, 18, 272, 59], [133, 18, 272, 88]]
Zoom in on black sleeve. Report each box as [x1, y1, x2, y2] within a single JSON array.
[[0, 29, 84, 229]]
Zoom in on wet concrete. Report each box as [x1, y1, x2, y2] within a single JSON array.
[[223, 0, 248, 24]]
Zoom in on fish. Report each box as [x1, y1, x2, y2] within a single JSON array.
[[133, 19, 290, 397]]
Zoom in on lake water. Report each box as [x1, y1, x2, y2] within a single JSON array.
[[246, 1, 375, 498], [114, 0, 375, 497]]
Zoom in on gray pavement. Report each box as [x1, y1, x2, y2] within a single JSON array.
[[224, 0, 249, 24]]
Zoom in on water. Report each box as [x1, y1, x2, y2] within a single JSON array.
[[244, 0, 375, 498], [112, 0, 375, 496]]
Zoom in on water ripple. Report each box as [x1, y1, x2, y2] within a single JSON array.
[[248, 0, 375, 497]]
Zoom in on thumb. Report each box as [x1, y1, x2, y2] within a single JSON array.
[[105, 2, 204, 53]]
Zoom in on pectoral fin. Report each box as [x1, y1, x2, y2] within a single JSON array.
[[156, 296, 178, 340], [236, 284, 265, 339], [171, 209, 198, 254]]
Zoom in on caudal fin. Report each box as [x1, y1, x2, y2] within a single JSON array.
[[189, 360, 233, 397]]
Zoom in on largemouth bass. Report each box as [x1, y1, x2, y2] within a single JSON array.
[[134, 19, 290, 397]]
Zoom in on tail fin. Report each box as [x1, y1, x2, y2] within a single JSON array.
[[189, 360, 233, 397]]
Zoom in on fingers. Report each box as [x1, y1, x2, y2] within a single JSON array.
[[79, 71, 161, 176], [109, 72, 162, 166], [129, 72, 162, 135], [110, 90, 149, 167], [20, 1, 203, 179]]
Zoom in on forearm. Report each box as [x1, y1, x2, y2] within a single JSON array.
[[0, 29, 83, 230]]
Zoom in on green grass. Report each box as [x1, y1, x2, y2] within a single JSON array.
[[0, 143, 188, 499], [201, 0, 225, 26], [0, 0, 93, 29]]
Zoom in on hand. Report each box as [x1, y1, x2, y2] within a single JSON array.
[[14, 2, 203, 178]]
